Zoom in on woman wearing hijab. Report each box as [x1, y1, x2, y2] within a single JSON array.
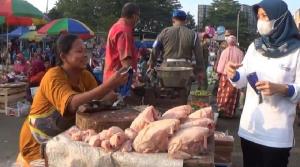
[[225, 0, 300, 166], [216, 35, 244, 118], [13, 53, 29, 75]]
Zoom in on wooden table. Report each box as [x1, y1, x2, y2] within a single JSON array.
[[0, 82, 27, 114], [76, 106, 141, 132], [46, 133, 215, 167]]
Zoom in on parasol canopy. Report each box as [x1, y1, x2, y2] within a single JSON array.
[[0, 0, 47, 26], [20, 31, 45, 41], [8, 26, 29, 37], [38, 18, 94, 39]]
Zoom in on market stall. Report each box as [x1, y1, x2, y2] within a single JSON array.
[[0, 82, 28, 115], [46, 134, 214, 167], [45, 104, 216, 167]]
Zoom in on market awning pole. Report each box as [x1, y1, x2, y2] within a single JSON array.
[[6, 24, 8, 50]]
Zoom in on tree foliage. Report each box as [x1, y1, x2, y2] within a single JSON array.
[[186, 12, 196, 30], [204, 0, 256, 49], [49, 0, 182, 33], [205, 0, 241, 30], [48, 7, 63, 20]]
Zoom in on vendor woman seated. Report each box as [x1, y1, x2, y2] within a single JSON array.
[[28, 59, 46, 87], [17, 34, 128, 166], [13, 53, 29, 75]]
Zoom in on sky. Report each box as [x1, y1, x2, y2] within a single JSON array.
[[180, 0, 300, 18], [27, 0, 300, 19]]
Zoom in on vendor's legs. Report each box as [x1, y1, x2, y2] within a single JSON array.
[[241, 138, 291, 167]]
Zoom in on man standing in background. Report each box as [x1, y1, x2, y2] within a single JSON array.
[[103, 2, 140, 82], [149, 10, 206, 91]]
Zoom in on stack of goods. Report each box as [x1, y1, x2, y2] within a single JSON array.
[[190, 90, 212, 97], [214, 131, 234, 164], [67, 105, 215, 159], [189, 101, 210, 111], [190, 90, 211, 110]]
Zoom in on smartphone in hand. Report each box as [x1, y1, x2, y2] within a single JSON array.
[[247, 72, 259, 94], [119, 66, 132, 75]]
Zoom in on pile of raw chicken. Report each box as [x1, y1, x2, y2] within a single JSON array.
[[66, 105, 215, 159]]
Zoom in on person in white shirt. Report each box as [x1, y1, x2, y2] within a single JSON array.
[[225, 0, 300, 167]]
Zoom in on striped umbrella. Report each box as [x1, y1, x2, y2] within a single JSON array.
[[0, 16, 4, 25], [0, 0, 47, 49], [20, 31, 46, 42], [0, 0, 46, 26], [38, 18, 94, 39]]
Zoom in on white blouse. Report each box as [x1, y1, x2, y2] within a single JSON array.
[[231, 43, 300, 148]]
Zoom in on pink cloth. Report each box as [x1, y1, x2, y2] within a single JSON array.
[[217, 46, 244, 74], [29, 60, 45, 77], [13, 53, 29, 74]]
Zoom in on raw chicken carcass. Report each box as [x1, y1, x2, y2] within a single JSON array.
[[81, 129, 97, 143], [84, 136, 92, 143], [161, 105, 193, 121], [66, 126, 80, 136], [168, 126, 210, 159], [180, 118, 215, 133], [188, 107, 213, 120], [99, 130, 109, 140], [101, 140, 113, 152], [133, 119, 180, 153], [71, 131, 83, 141], [110, 132, 128, 149], [130, 106, 160, 132], [89, 135, 102, 147], [124, 128, 137, 140], [120, 140, 133, 152], [106, 126, 123, 138]]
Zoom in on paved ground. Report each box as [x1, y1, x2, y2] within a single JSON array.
[[0, 111, 299, 167], [0, 115, 24, 166], [216, 111, 300, 167]]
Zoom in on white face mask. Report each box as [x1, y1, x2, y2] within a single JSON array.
[[257, 11, 288, 36], [257, 19, 275, 36]]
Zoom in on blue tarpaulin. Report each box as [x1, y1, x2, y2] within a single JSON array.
[[8, 26, 29, 37]]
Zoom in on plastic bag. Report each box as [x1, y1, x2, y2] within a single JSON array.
[[17, 101, 30, 117], [6, 100, 30, 117]]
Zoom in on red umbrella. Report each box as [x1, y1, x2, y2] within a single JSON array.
[[0, 0, 46, 48], [38, 18, 95, 39], [0, 0, 44, 19]]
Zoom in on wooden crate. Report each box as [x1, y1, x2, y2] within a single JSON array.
[[0, 82, 27, 114], [183, 135, 215, 167], [214, 132, 234, 164]]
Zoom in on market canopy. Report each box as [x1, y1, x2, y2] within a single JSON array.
[[38, 18, 95, 39], [0, 16, 4, 25], [0, 0, 47, 26], [8, 26, 29, 37], [20, 31, 45, 42]]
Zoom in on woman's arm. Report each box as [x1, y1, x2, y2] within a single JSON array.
[[289, 56, 300, 103], [255, 52, 300, 101], [256, 81, 289, 96], [68, 71, 128, 113], [226, 46, 251, 89]]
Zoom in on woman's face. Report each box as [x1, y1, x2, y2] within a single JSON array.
[[62, 38, 87, 70], [257, 8, 269, 21]]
